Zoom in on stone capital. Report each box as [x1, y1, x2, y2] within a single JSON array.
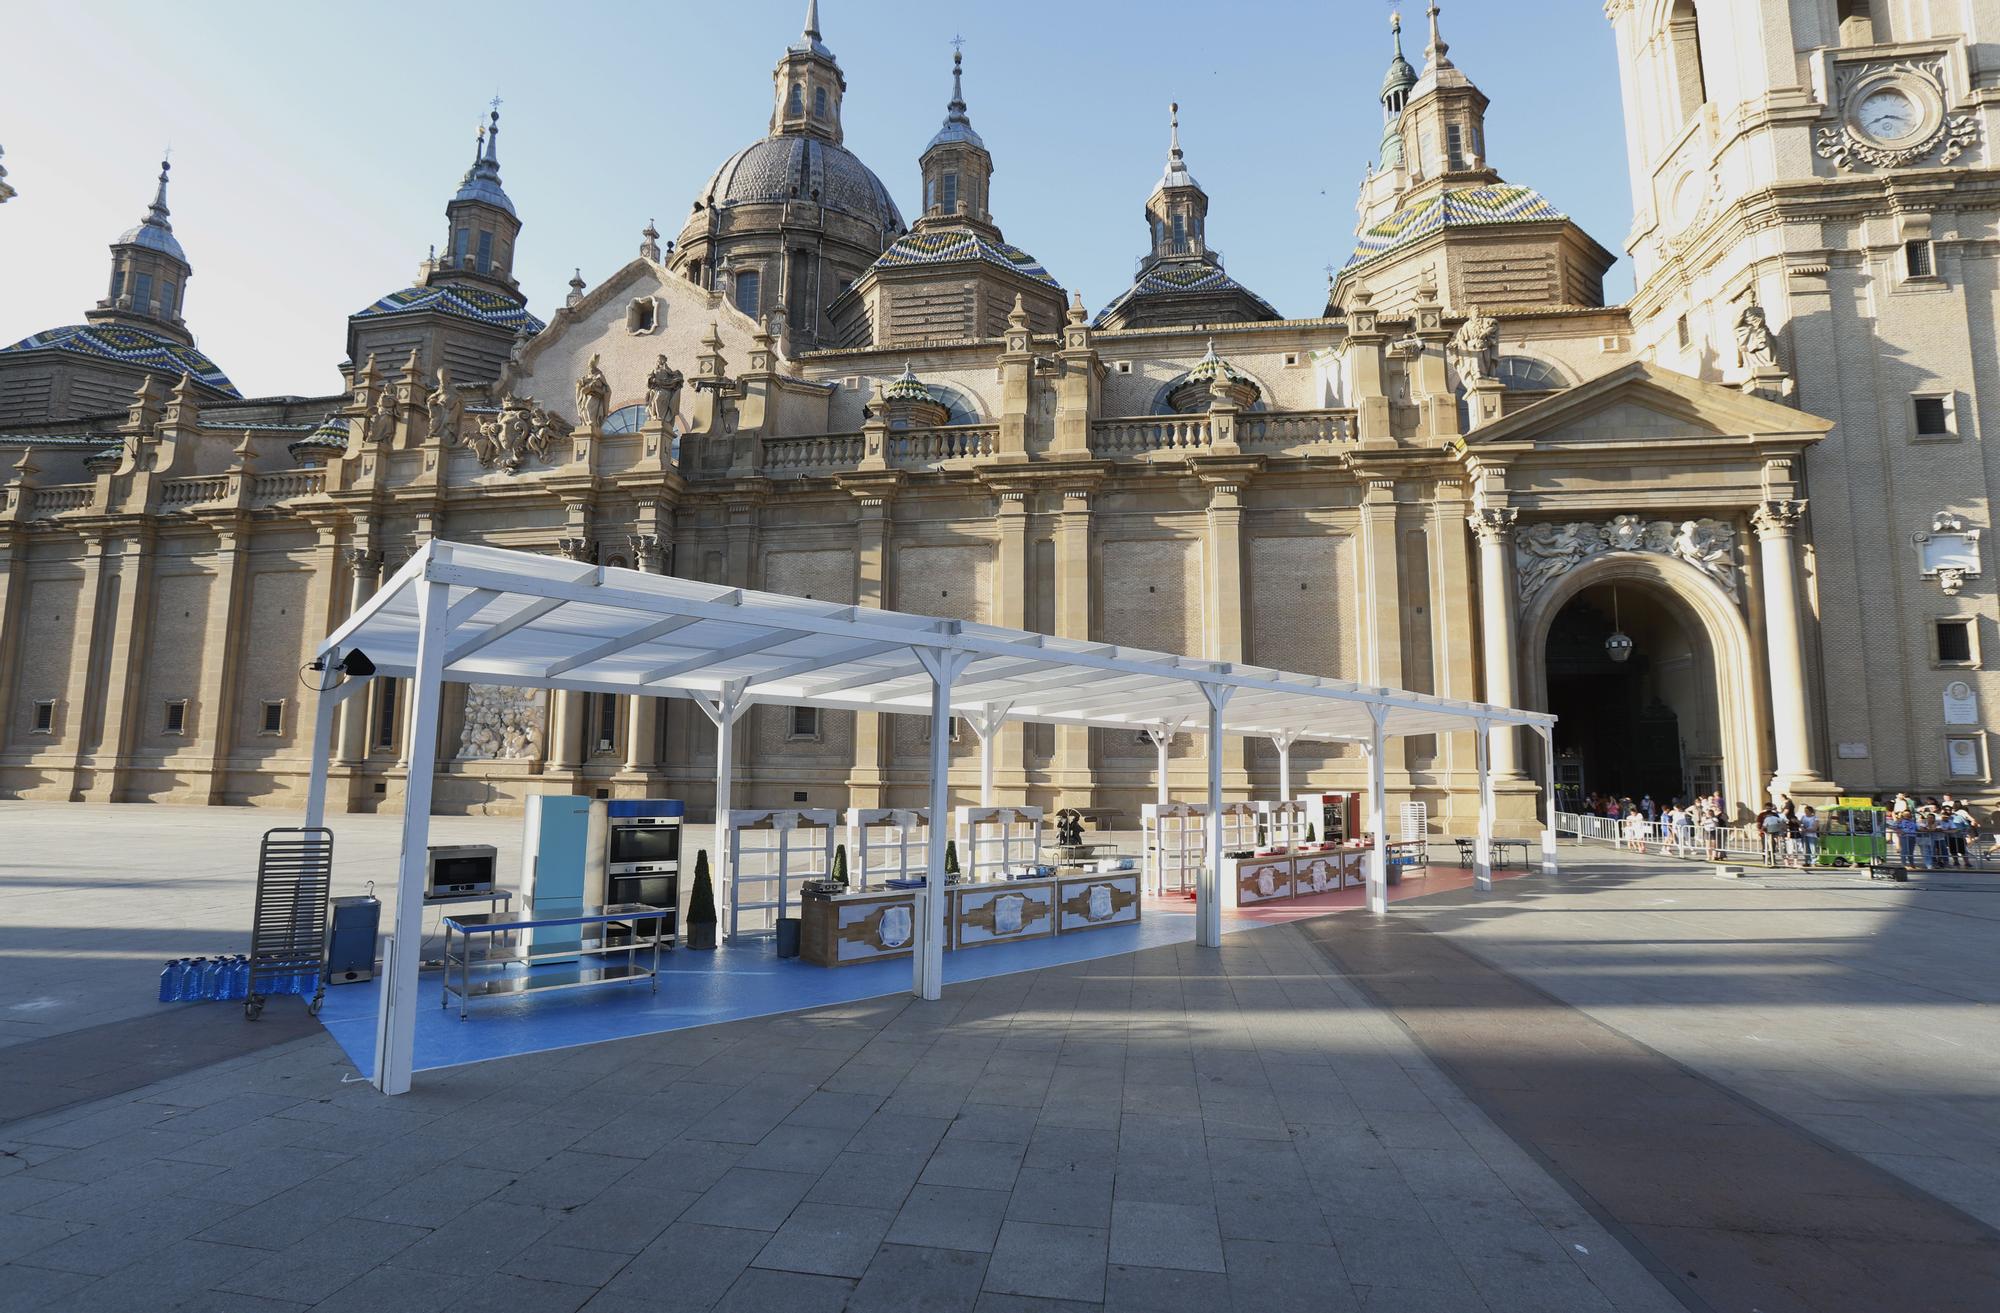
[[343, 546, 381, 578], [627, 533, 665, 573], [1468, 506, 1519, 543], [1752, 499, 1807, 539], [556, 536, 596, 563]]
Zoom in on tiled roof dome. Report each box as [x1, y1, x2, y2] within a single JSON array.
[[0, 323, 238, 397], [873, 227, 1057, 287], [353, 284, 544, 334], [1346, 185, 1566, 270]]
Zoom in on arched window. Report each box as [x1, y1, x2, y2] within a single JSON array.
[[735, 268, 761, 318], [602, 404, 647, 435], [1494, 356, 1566, 390], [787, 83, 803, 115], [813, 86, 828, 118], [940, 172, 958, 212], [1666, 1, 1709, 120]]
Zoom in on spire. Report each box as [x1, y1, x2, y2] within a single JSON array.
[[483, 103, 500, 164], [567, 268, 586, 307], [640, 219, 662, 261], [1157, 101, 1199, 193], [790, 0, 831, 57], [146, 155, 173, 231], [1423, 2, 1452, 70], [927, 42, 984, 150], [451, 101, 516, 218]]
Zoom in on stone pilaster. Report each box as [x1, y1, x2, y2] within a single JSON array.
[[77, 523, 157, 802], [334, 544, 381, 770], [1468, 505, 1523, 776], [193, 524, 250, 804], [990, 489, 1031, 798], [622, 534, 665, 781], [841, 482, 897, 808], [1358, 479, 1405, 774], [1052, 294, 1100, 460], [1052, 487, 1095, 805], [57, 534, 110, 800], [1752, 498, 1833, 804], [997, 295, 1034, 459], [1202, 481, 1249, 787]]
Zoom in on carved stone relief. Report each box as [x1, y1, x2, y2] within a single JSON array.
[[1514, 514, 1740, 603], [458, 684, 545, 760]]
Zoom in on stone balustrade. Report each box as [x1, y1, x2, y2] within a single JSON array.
[[251, 470, 326, 504], [30, 485, 93, 516], [890, 424, 997, 467], [158, 476, 229, 508], [1239, 409, 1358, 452], [1090, 414, 1215, 457], [762, 433, 865, 475]]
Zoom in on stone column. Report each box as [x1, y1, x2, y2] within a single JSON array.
[[623, 534, 665, 781], [0, 524, 26, 752], [1053, 489, 1094, 805], [1203, 481, 1248, 786], [334, 546, 380, 767], [1752, 499, 1831, 802], [547, 537, 595, 785], [194, 524, 250, 803], [847, 493, 891, 808], [1357, 479, 1405, 777], [59, 536, 110, 799], [1468, 507, 1523, 776], [81, 525, 157, 801], [992, 491, 1030, 797]]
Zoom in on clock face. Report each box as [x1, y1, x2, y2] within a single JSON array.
[[1856, 87, 1919, 141]]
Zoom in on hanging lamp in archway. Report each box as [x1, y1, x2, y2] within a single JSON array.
[[1605, 587, 1635, 663]]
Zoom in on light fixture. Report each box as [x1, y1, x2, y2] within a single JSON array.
[[1604, 589, 1634, 663]]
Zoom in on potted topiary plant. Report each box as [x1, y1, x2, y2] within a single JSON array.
[[832, 842, 850, 888], [686, 849, 719, 950], [944, 838, 961, 883]]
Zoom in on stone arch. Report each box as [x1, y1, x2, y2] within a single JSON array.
[[1518, 548, 1767, 816]]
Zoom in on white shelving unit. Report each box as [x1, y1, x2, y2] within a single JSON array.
[[845, 808, 929, 890], [1142, 801, 1210, 897], [725, 808, 837, 940], [953, 806, 1044, 885], [1259, 799, 1309, 847]]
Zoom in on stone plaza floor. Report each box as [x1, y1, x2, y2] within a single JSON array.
[[3, 802, 1999, 1310]]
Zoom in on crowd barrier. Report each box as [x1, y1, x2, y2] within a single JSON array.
[[1555, 810, 1822, 866]]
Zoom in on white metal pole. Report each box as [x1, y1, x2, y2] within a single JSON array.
[[375, 573, 447, 1096], [709, 683, 742, 940], [1199, 687, 1232, 948], [1275, 734, 1294, 810], [1366, 706, 1388, 914], [1474, 719, 1494, 892], [303, 660, 354, 832], [915, 650, 966, 1001], [1536, 723, 1560, 874]]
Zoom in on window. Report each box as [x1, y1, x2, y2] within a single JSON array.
[[1913, 394, 1953, 438], [1906, 240, 1934, 278], [161, 280, 177, 317], [164, 700, 188, 736], [790, 706, 821, 741], [260, 700, 285, 736], [595, 694, 618, 752], [813, 86, 828, 118], [602, 404, 647, 435], [31, 700, 55, 735], [476, 230, 494, 274], [1494, 356, 1565, 390], [940, 172, 958, 213], [735, 269, 761, 318], [1936, 620, 1975, 665], [134, 273, 154, 315], [1667, 1, 1708, 119], [1446, 124, 1465, 170], [626, 298, 657, 333], [923, 715, 961, 744], [375, 679, 400, 748], [110, 270, 124, 303], [453, 227, 470, 267], [787, 83, 803, 115], [1676, 313, 1691, 349]]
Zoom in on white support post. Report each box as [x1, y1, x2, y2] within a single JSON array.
[[1474, 718, 1494, 892], [1199, 685, 1234, 948], [967, 702, 1012, 807], [1535, 723, 1559, 875], [375, 568, 448, 1096], [695, 680, 748, 936], [1366, 705, 1388, 915], [913, 646, 973, 1002], [1272, 732, 1296, 810], [303, 657, 361, 832]]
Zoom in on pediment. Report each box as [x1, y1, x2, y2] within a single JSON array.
[[1465, 360, 1832, 450]]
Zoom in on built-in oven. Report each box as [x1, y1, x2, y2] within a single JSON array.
[[605, 815, 680, 947]]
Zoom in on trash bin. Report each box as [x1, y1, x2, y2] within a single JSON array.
[[775, 916, 801, 960]]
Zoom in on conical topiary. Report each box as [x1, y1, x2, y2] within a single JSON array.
[[944, 838, 961, 880], [832, 842, 849, 887], [686, 848, 718, 949], [1305, 824, 1317, 843]]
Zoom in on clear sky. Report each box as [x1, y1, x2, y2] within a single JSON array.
[[0, 0, 1633, 400]]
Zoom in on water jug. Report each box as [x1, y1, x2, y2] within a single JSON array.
[[182, 958, 209, 1002], [158, 961, 178, 1002]]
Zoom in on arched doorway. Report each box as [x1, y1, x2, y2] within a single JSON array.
[[1520, 553, 1767, 818], [1542, 584, 1720, 807]]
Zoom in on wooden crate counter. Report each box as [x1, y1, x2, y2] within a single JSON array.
[[949, 877, 1057, 950], [800, 888, 918, 967], [1055, 870, 1142, 932], [1224, 845, 1370, 906]]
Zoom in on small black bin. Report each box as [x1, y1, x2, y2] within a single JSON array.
[[775, 916, 801, 960]]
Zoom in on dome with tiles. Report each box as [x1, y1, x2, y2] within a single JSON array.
[[697, 135, 904, 241]]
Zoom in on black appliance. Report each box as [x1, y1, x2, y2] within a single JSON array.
[[606, 872, 678, 948]]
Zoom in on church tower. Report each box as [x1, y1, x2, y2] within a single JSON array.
[[89, 159, 196, 343], [346, 105, 542, 386], [1605, 0, 2000, 800], [826, 45, 1064, 347]]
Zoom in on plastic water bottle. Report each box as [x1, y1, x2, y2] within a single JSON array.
[[201, 958, 225, 1001], [181, 958, 209, 1001], [158, 961, 179, 1002], [232, 956, 250, 1000]]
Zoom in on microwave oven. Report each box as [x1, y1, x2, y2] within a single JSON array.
[[607, 816, 680, 875], [426, 843, 498, 896]]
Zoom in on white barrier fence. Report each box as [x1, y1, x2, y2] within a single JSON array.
[[1556, 810, 1817, 866]]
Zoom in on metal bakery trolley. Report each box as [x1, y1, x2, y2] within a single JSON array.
[[440, 902, 669, 1020]]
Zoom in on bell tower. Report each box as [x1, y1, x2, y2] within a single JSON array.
[[771, 0, 845, 144], [439, 104, 522, 293], [917, 50, 994, 234], [86, 157, 195, 345]]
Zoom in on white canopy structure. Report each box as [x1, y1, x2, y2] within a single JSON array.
[[304, 541, 1558, 1093]]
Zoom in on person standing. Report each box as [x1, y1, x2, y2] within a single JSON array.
[[1758, 805, 1785, 867], [1799, 806, 1820, 867]]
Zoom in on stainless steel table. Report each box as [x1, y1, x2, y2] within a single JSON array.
[[441, 903, 667, 1020]]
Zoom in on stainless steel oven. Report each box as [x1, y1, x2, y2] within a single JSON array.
[[605, 815, 680, 947]]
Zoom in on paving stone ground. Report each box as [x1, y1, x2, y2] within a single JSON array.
[[5, 808, 1998, 1311]]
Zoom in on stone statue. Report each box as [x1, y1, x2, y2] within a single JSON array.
[[1735, 303, 1778, 371], [645, 355, 684, 427], [574, 353, 610, 430], [526, 403, 571, 461], [425, 368, 461, 443], [1449, 313, 1500, 383], [1672, 518, 1738, 594], [363, 387, 397, 445]]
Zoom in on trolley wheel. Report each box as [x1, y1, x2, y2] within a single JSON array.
[[245, 997, 264, 1021], [1833, 857, 1850, 868], [306, 994, 324, 1018]]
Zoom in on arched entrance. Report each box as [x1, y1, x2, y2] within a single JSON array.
[[1520, 553, 1767, 817]]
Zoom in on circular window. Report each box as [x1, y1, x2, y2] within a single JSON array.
[[602, 404, 647, 435]]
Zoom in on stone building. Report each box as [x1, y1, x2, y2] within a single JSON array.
[[0, 1, 1990, 826]]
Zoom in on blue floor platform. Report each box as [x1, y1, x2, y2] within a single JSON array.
[[316, 899, 1260, 1076]]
